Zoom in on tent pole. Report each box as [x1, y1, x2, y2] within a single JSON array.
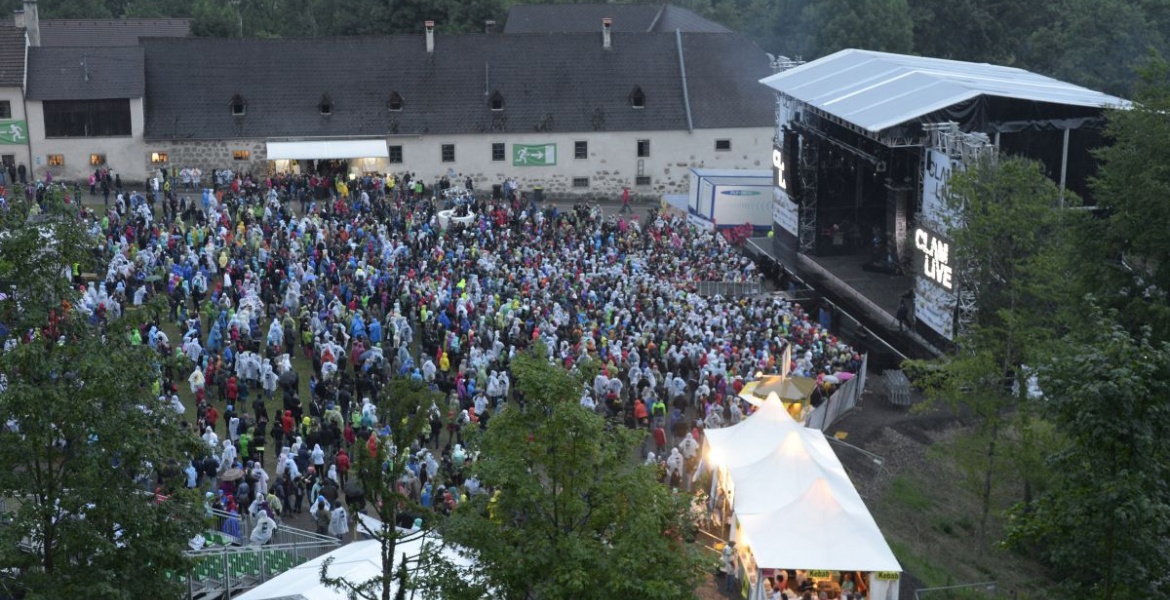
[[1059, 128, 1070, 208]]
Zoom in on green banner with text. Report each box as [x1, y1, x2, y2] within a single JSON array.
[[512, 143, 556, 166], [0, 120, 27, 144]]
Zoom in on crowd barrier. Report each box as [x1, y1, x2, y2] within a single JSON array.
[[805, 354, 868, 431]]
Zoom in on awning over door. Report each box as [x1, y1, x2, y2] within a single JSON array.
[[266, 139, 389, 160]]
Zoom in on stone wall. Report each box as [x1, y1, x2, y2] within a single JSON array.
[[145, 139, 268, 184]]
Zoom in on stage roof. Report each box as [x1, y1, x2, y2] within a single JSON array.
[[759, 49, 1128, 133]]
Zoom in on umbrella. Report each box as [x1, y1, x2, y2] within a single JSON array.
[[221, 468, 244, 482], [823, 374, 841, 385], [738, 374, 818, 406], [278, 370, 298, 388], [837, 372, 855, 381]]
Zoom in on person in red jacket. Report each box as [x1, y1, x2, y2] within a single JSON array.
[[226, 375, 239, 405], [335, 449, 350, 487], [633, 398, 649, 429], [281, 410, 294, 439], [206, 405, 220, 431]]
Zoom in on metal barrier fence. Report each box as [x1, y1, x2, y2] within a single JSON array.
[[696, 280, 764, 297], [806, 354, 869, 431], [883, 369, 913, 406], [184, 508, 341, 599]]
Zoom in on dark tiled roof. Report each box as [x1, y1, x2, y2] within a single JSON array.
[[0, 25, 25, 87], [683, 33, 774, 128], [37, 18, 191, 47], [142, 33, 773, 140], [27, 46, 144, 100], [503, 3, 729, 33], [656, 5, 731, 33]]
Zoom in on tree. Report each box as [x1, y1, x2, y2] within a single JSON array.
[[1005, 309, 1170, 600], [190, 0, 240, 38], [1022, 0, 1160, 96], [1074, 59, 1170, 342], [802, 0, 914, 57], [0, 188, 205, 599], [445, 348, 704, 600], [319, 377, 482, 600], [910, 155, 1081, 552]]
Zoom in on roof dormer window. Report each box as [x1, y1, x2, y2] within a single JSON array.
[[230, 94, 246, 116], [319, 94, 333, 116], [489, 90, 505, 111], [388, 91, 404, 112], [629, 86, 645, 109]]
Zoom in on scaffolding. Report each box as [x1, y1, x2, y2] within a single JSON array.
[[919, 122, 997, 339]]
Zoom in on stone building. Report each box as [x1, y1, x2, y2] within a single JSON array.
[[15, 2, 776, 195]]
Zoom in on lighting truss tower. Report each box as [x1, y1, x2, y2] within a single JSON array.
[[920, 122, 996, 339]]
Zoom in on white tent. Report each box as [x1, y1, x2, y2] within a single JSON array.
[[704, 400, 804, 469], [726, 430, 860, 515], [737, 478, 900, 571], [235, 534, 474, 600]]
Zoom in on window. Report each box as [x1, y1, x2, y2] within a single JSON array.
[[388, 91, 404, 112], [715, 139, 731, 151], [0, 101, 10, 119], [574, 141, 588, 159], [319, 94, 333, 116], [636, 139, 650, 157], [43, 99, 131, 137], [629, 86, 645, 109], [635, 175, 651, 186], [150, 152, 168, 164], [230, 94, 246, 116], [233, 150, 250, 161], [89, 153, 105, 166], [47, 154, 64, 166], [441, 144, 455, 163], [572, 177, 590, 188], [491, 143, 505, 161], [388, 145, 403, 164], [489, 91, 504, 111]]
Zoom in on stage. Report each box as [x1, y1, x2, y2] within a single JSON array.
[[746, 237, 943, 363]]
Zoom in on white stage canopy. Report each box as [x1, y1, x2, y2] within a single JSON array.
[[266, 139, 390, 161], [760, 48, 1129, 133]]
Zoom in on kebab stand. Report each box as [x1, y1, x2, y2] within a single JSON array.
[[704, 401, 902, 600]]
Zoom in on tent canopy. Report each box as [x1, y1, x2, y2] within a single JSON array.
[[235, 534, 473, 600], [704, 400, 802, 469], [759, 48, 1129, 133], [737, 478, 902, 572], [739, 376, 818, 404], [266, 139, 390, 160], [726, 430, 858, 515]]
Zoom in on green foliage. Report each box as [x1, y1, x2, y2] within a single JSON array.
[[318, 377, 477, 600], [1078, 59, 1170, 342], [803, 0, 913, 56], [1005, 310, 1170, 600], [445, 349, 704, 600], [0, 198, 204, 599]]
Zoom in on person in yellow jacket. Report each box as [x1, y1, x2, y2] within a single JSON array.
[[439, 352, 450, 372]]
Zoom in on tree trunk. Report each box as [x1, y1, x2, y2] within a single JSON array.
[[977, 421, 998, 556]]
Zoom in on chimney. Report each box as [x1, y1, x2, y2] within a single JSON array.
[[484, 20, 496, 34], [425, 20, 434, 53], [12, 9, 22, 30], [602, 17, 612, 50], [21, 0, 39, 47]]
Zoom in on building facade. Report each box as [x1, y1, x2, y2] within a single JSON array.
[[14, 4, 776, 193]]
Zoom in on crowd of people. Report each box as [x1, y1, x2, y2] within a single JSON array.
[[53, 164, 860, 546]]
